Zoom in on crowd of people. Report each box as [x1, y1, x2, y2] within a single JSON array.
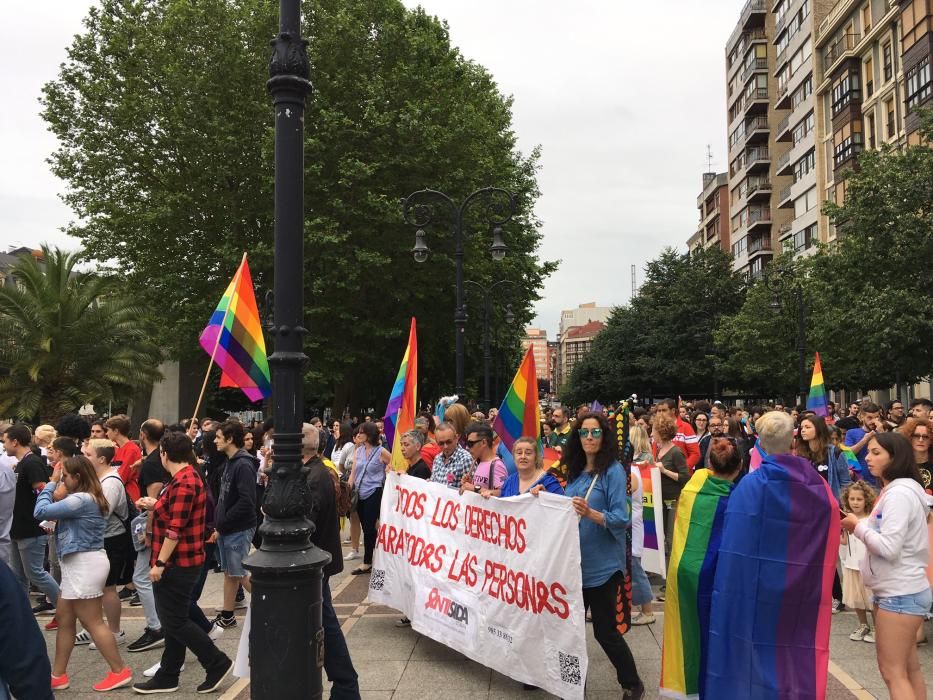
[[1, 392, 931, 698]]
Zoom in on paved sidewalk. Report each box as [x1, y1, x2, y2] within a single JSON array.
[[39, 549, 931, 699]]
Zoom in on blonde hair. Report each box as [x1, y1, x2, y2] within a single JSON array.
[[87, 438, 117, 464], [756, 411, 794, 455], [34, 424, 57, 447], [444, 403, 470, 436], [629, 424, 651, 457], [512, 436, 543, 468]]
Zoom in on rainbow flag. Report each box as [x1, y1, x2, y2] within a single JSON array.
[[635, 462, 666, 577], [839, 444, 860, 472], [384, 318, 418, 472], [660, 468, 733, 699], [807, 352, 829, 417], [704, 453, 837, 699], [198, 254, 271, 402], [493, 346, 540, 453]]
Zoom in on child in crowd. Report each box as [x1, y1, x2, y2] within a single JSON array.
[[841, 481, 877, 642]]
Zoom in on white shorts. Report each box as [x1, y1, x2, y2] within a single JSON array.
[[60, 550, 110, 600]]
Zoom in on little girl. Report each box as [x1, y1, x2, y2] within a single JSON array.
[[840, 481, 877, 642]]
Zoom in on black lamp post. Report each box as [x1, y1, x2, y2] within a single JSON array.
[[243, 3, 330, 699], [402, 187, 517, 397], [766, 265, 807, 408], [464, 279, 516, 408]]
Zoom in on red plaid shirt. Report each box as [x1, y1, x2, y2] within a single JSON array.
[[151, 465, 206, 569]]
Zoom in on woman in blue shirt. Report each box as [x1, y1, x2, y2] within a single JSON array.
[[492, 437, 563, 498], [560, 412, 643, 699]]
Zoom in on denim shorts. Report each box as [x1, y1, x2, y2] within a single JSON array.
[[874, 587, 933, 617], [217, 528, 255, 578]]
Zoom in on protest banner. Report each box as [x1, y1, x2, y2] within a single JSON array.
[[369, 472, 588, 699], [635, 462, 666, 577]]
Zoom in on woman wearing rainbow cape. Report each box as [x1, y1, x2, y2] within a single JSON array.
[[660, 437, 743, 699], [704, 411, 838, 699]]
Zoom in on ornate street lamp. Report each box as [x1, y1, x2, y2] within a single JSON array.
[[402, 187, 517, 397], [242, 3, 329, 699]]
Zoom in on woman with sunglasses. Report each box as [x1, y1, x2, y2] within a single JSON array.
[[555, 412, 644, 698], [898, 417, 932, 496], [34, 456, 132, 692]]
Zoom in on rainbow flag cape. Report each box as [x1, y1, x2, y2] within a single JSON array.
[[704, 453, 837, 699], [198, 254, 271, 402], [839, 444, 860, 472], [806, 352, 829, 417], [383, 318, 418, 472], [493, 346, 540, 453], [660, 468, 733, 699], [635, 463, 666, 577]]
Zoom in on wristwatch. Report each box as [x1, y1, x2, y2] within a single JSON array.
[[155, 560, 167, 568]]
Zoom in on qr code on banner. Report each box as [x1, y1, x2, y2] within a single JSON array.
[[558, 651, 582, 686], [369, 569, 386, 592]]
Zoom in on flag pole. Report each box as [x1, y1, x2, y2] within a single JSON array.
[[191, 252, 248, 423]]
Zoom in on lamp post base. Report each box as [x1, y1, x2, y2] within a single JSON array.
[[243, 529, 331, 700]]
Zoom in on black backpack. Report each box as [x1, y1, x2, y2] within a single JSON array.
[[102, 474, 140, 536]]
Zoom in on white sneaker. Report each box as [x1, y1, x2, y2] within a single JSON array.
[[144, 662, 185, 678], [208, 622, 225, 641], [75, 630, 92, 646], [344, 550, 360, 561], [89, 630, 126, 650]]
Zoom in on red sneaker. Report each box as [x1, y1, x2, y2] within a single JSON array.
[[92, 667, 132, 692], [45, 618, 59, 631], [51, 673, 70, 690]]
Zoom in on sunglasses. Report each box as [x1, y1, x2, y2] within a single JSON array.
[[578, 428, 603, 439], [466, 439, 484, 447], [913, 434, 930, 441]]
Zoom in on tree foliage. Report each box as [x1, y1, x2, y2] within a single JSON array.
[[561, 247, 746, 404], [41, 0, 553, 413], [0, 247, 162, 422]]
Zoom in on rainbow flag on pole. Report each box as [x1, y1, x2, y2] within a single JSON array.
[[198, 254, 271, 402], [660, 468, 734, 699], [384, 318, 418, 472], [806, 351, 829, 417], [492, 346, 541, 452]]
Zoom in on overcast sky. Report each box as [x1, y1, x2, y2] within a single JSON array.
[[0, 1, 742, 337]]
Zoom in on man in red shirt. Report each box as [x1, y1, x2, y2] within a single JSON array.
[[106, 415, 142, 503], [655, 399, 700, 470], [132, 431, 232, 694]]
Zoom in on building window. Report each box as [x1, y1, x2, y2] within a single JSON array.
[[792, 75, 814, 110], [794, 223, 817, 252], [902, 0, 933, 53], [794, 187, 817, 217], [906, 57, 932, 113], [792, 112, 815, 146], [867, 113, 876, 149], [831, 71, 862, 116], [864, 56, 874, 97], [883, 42, 893, 81], [794, 149, 816, 182], [732, 236, 747, 257], [861, 4, 872, 33], [886, 98, 896, 137], [834, 121, 864, 166]]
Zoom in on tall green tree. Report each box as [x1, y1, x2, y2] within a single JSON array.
[[0, 247, 162, 422], [41, 0, 553, 414], [562, 246, 745, 403]]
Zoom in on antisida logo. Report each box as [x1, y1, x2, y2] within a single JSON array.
[[425, 588, 469, 625]]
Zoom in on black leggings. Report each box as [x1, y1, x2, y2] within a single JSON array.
[[583, 570, 641, 690], [358, 487, 384, 566]]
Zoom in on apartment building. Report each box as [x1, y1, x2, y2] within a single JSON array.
[[556, 321, 606, 392], [558, 302, 611, 338], [688, 172, 730, 255], [725, 1, 795, 280], [521, 328, 552, 382]]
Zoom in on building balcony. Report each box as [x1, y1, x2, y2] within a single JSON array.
[[778, 185, 794, 208], [741, 0, 767, 30], [776, 113, 792, 141], [742, 57, 769, 84], [747, 180, 772, 202], [745, 115, 769, 144], [775, 82, 792, 110], [779, 221, 793, 239], [776, 149, 794, 176], [744, 87, 769, 115], [748, 233, 773, 255], [746, 146, 771, 173], [823, 33, 860, 75], [747, 209, 772, 233]]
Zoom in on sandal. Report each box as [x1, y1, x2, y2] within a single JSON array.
[[351, 566, 372, 575]]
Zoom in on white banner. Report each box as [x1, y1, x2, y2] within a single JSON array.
[[369, 472, 588, 699], [636, 463, 667, 577]]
